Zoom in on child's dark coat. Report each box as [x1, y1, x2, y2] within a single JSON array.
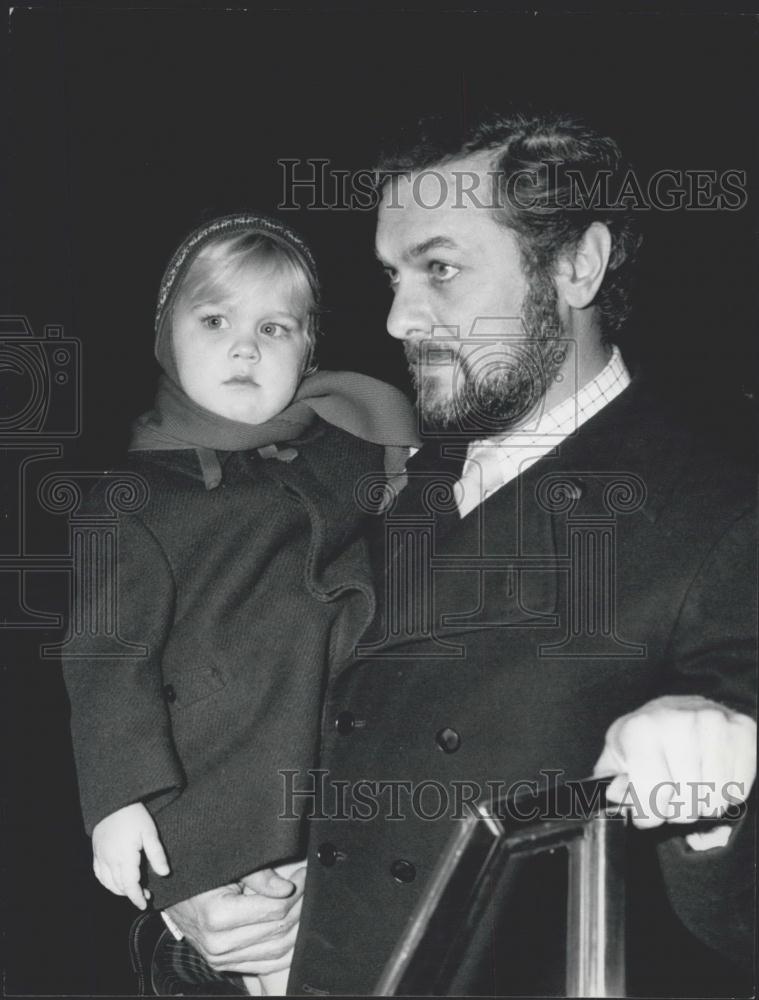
[[63, 421, 382, 908]]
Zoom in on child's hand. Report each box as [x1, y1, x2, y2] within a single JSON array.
[[92, 802, 171, 910]]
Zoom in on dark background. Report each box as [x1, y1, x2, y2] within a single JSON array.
[[2, 7, 756, 995]]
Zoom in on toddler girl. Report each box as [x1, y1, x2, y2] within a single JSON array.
[[62, 213, 417, 990]]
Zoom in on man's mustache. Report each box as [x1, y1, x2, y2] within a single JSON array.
[[403, 339, 520, 383], [404, 339, 469, 370], [403, 341, 472, 394]]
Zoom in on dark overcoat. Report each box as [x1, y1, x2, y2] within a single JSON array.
[[63, 421, 382, 909], [289, 382, 756, 996]]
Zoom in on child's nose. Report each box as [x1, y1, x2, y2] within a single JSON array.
[[230, 337, 261, 362]]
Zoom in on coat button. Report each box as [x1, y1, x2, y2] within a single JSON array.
[[335, 711, 355, 734], [390, 859, 416, 883], [162, 684, 177, 703], [435, 727, 461, 753], [317, 842, 338, 867]]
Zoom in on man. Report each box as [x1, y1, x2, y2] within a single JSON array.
[[165, 111, 756, 995]]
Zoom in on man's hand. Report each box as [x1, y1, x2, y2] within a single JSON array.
[[164, 864, 306, 976], [594, 695, 756, 850]]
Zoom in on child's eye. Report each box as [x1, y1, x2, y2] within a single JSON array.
[[260, 322, 289, 337], [200, 314, 229, 331], [383, 267, 399, 288], [429, 261, 460, 283]]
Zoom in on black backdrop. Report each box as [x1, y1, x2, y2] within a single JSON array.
[[3, 7, 757, 995]]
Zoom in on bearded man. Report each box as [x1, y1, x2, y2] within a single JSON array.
[[165, 111, 756, 997]]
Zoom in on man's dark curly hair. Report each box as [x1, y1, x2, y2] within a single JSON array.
[[374, 109, 643, 337]]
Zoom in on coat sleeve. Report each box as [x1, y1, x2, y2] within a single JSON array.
[[661, 506, 757, 717], [61, 510, 185, 834], [656, 506, 757, 965]]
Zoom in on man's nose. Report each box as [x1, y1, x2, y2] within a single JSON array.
[[385, 283, 429, 341]]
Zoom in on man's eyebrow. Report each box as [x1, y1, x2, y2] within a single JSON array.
[[375, 235, 461, 265], [409, 236, 460, 258]]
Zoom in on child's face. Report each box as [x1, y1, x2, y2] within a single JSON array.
[[172, 265, 310, 425]]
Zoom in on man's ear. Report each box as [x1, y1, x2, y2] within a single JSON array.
[[554, 222, 612, 310]]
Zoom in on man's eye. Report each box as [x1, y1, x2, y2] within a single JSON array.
[[200, 314, 229, 331], [429, 261, 460, 282], [383, 268, 399, 288]]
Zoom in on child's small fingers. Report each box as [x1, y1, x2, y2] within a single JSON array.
[[110, 869, 128, 896], [119, 871, 148, 911], [94, 858, 109, 884], [93, 859, 108, 890], [144, 832, 171, 877], [93, 859, 119, 896], [126, 888, 148, 910]]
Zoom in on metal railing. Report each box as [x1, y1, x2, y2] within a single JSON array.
[[375, 776, 627, 997]]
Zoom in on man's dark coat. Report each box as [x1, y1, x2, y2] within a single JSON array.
[[289, 381, 756, 996]]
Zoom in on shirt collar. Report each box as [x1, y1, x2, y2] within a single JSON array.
[[470, 344, 630, 453]]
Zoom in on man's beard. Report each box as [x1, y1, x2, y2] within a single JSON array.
[[406, 272, 566, 438]]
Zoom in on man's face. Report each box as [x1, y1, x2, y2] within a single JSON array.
[[375, 153, 564, 436]]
